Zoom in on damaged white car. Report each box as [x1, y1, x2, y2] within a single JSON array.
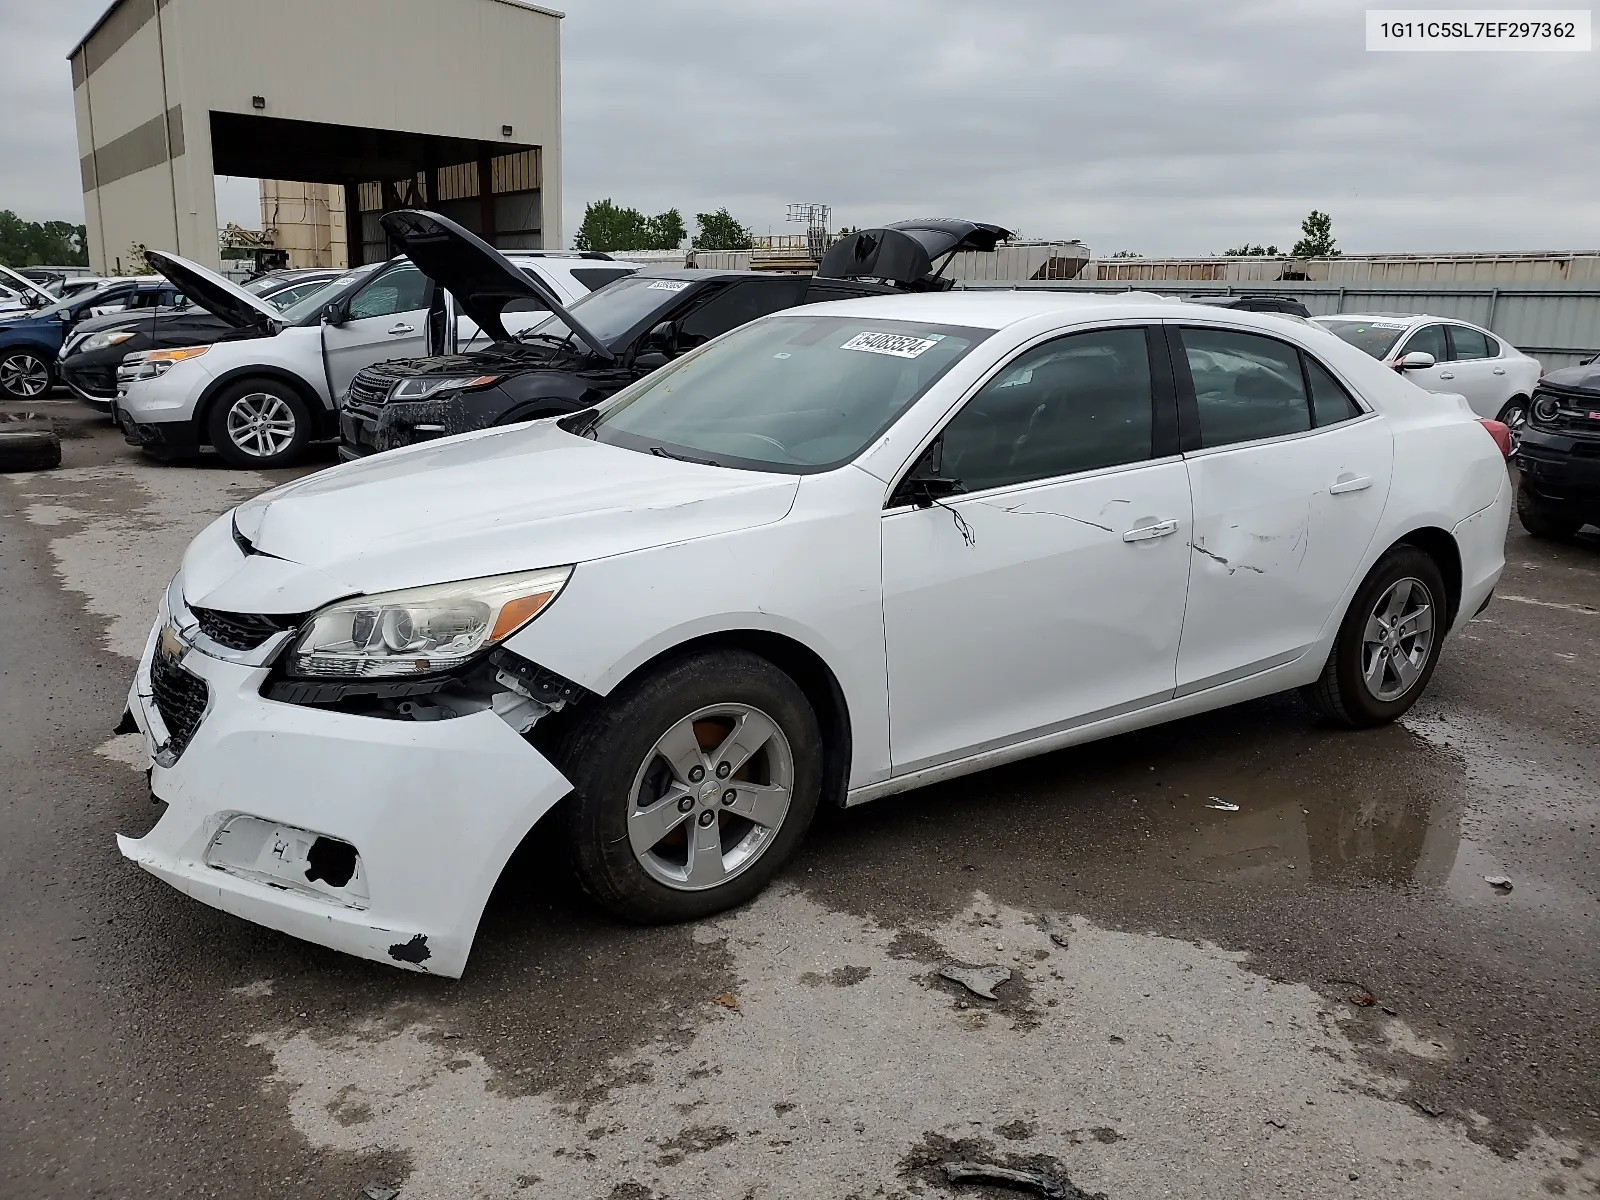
[[119, 289, 1510, 977]]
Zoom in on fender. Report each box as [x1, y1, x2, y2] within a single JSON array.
[[192, 364, 335, 444]]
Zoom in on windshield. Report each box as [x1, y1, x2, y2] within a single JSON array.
[[1315, 318, 1410, 360], [29, 285, 122, 320], [524, 275, 690, 348], [280, 263, 382, 326], [589, 314, 992, 473]]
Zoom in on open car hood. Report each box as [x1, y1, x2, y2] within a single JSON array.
[[0, 265, 59, 308], [145, 251, 283, 331], [381, 210, 613, 360], [818, 218, 1013, 290]]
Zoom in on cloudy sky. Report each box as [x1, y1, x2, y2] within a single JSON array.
[[3, 0, 1595, 256]]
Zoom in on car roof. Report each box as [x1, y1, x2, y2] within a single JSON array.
[[791, 289, 1248, 330], [1318, 312, 1428, 324]]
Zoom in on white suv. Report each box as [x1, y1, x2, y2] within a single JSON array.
[[1314, 312, 1542, 433], [115, 251, 639, 467]]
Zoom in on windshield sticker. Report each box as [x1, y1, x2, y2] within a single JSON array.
[[840, 331, 939, 359], [646, 280, 690, 291], [1360, 321, 1410, 329]]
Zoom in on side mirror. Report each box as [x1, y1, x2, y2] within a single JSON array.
[[902, 476, 966, 509], [1396, 351, 1435, 371], [644, 320, 678, 354], [321, 303, 345, 327], [633, 351, 671, 372]]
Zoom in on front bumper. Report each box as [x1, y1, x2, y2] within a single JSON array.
[[117, 586, 575, 977], [1516, 426, 1600, 514], [339, 396, 461, 458], [61, 362, 117, 408]]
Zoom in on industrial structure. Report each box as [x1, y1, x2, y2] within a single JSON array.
[[68, 0, 562, 274]]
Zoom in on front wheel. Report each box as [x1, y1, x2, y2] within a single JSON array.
[[0, 349, 54, 400], [1301, 546, 1447, 728], [1516, 484, 1584, 540], [552, 649, 823, 923], [206, 378, 313, 468]]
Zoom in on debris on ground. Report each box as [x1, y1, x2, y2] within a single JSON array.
[[1414, 1101, 1444, 1118], [1205, 798, 1240, 811], [1484, 875, 1514, 892], [938, 963, 1012, 1000], [1265, 1117, 1287, 1129], [943, 1160, 1107, 1199], [1350, 989, 1376, 1007], [710, 992, 740, 1011], [360, 1183, 401, 1200], [1039, 912, 1071, 948]]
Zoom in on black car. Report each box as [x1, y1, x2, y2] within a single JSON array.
[[1513, 356, 1600, 539], [339, 212, 1011, 459], [57, 268, 343, 409], [1186, 294, 1313, 318]]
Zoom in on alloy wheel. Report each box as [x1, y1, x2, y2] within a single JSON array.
[[225, 392, 297, 458], [626, 704, 795, 891], [1360, 577, 1434, 702], [0, 353, 50, 398], [1501, 402, 1527, 454]]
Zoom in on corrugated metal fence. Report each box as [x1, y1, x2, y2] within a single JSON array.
[[955, 279, 1600, 372]]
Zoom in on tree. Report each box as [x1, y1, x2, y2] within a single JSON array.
[[573, 199, 686, 252], [1290, 210, 1339, 258], [0, 211, 89, 267], [1224, 242, 1280, 257], [692, 207, 752, 251]]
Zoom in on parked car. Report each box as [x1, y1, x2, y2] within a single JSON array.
[[1314, 312, 1542, 432], [116, 292, 1509, 976], [1188, 294, 1313, 318], [115, 250, 641, 467], [0, 277, 187, 400], [338, 210, 905, 459], [0, 265, 60, 314], [1513, 355, 1600, 539], [59, 268, 345, 409]]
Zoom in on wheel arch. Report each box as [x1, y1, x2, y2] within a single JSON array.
[[493, 399, 579, 427], [194, 366, 327, 448], [1390, 525, 1462, 629]]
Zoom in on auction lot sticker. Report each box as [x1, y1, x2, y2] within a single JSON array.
[[841, 331, 939, 358], [1367, 10, 1591, 50]]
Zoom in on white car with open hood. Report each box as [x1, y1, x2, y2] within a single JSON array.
[[118, 293, 1511, 977]]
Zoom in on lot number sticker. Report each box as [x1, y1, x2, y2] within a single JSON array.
[[646, 280, 690, 291], [841, 331, 939, 358]]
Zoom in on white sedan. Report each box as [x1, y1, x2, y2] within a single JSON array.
[[118, 294, 1510, 976], [1314, 312, 1542, 433]]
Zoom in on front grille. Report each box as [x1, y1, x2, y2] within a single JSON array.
[[150, 651, 209, 758], [346, 368, 402, 411], [1531, 387, 1600, 436], [192, 606, 301, 651]]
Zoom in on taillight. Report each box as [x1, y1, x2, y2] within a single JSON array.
[[1478, 418, 1511, 458]]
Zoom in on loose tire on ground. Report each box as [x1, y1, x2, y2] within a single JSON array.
[[1516, 483, 1584, 541], [205, 377, 313, 468], [0, 429, 62, 472], [552, 648, 823, 923], [1301, 545, 1448, 728]]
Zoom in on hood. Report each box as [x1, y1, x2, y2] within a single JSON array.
[[145, 251, 282, 331], [1540, 358, 1600, 393], [818, 218, 1013, 290], [0, 265, 59, 308], [225, 419, 799, 599], [380, 209, 613, 360]]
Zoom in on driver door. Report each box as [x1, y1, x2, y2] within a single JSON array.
[[321, 263, 431, 398]]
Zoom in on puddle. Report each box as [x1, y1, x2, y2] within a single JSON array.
[[0, 408, 102, 439]]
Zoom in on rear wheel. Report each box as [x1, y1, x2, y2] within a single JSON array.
[[1516, 484, 1584, 540], [1496, 396, 1528, 452], [0, 349, 53, 400], [1301, 546, 1447, 727], [206, 378, 312, 468], [553, 649, 822, 923]]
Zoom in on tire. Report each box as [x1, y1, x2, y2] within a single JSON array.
[[1516, 484, 1584, 540], [0, 349, 54, 400], [1496, 396, 1529, 452], [205, 378, 313, 468], [0, 430, 61, 472], [552, 648, 823, 923], [1301, 546, 1448, 728]]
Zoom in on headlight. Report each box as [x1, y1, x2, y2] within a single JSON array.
[[79, 330, 138, 354], [286, 566, 572, 679], [122, 344, 211, 382], [389, 374, 503, 402], [1531, 395, 1560, 424]]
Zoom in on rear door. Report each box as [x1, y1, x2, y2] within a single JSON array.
[[1172, 324, 1392, 693], [1441, 324, 1504, 418], [321, 262, 431, 397]]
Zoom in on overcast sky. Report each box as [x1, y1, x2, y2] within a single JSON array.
[[3, 0, 1595, 256]]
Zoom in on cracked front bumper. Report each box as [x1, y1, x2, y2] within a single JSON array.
[[117, 593, 574, 978]]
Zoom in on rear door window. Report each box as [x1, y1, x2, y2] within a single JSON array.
[[1446, 325, 1491, 361], [1178, 327, 1311, 447], [1304, 355, 1364, 426]]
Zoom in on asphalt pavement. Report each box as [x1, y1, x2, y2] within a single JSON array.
[[2, 396, 1597, 1199]]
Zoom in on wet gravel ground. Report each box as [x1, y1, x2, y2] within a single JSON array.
[[2, 397, 1596, 1199]]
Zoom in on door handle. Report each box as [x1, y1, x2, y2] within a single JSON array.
[[1329, 475, 1372, 495], [1438, 371, 1455, 380], [388, 323, 416, 335], [1122, 519, 1179, 542], [1493, 367, 1507, 375]]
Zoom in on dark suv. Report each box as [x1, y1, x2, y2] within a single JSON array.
[[1514, 356, 1600, 539], [339, 211, 1010, 459]]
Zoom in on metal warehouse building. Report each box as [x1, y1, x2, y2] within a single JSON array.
[[69, 0, 563, 274]]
